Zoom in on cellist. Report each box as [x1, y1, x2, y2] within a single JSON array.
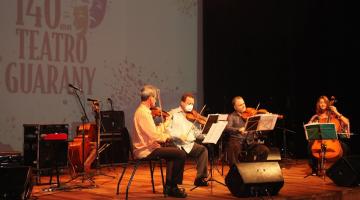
[[307, 95, 350, 176]]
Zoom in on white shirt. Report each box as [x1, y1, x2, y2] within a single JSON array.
[[167, 107, 203, 153], [132, 104, 169, 159]]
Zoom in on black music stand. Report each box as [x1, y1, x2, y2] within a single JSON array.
[[191, 114, 228, 191], [244, 114, 278, 133], [275, 126, 296, 161], [304, 123, 338, 179]]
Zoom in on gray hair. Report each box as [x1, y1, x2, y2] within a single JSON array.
[[140, 84, 158, 101], [232, 96, 243, 106]]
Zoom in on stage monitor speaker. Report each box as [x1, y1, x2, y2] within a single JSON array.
[[267, 147, 281, 161], [225, 162, 284, 197], [326, 155, 360, 187], [100, 111, 125, 133], [0, 166, 33, 200]]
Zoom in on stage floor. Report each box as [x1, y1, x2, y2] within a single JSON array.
[[31, 159, 360, 200]]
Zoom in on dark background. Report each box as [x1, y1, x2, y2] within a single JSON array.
[[203, 0, 360, 158]]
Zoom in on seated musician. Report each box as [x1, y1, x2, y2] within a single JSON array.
[[307, 96, 350, 176], [166, 93, 209, 187], [131, 84, 187, 198], [223, 96, 270, 167]]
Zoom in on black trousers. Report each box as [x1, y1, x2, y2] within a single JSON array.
[[225, 137, 269, 167], [147, 147, 186, 186], [187, 143, 208, 180]]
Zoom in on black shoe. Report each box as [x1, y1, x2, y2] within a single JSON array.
[[165, 186, 187, 198], [194, 178, 208, 186]]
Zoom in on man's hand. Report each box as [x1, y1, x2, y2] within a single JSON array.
[[239, 127, 246, 135]]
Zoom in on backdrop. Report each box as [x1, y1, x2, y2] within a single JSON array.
[[0, 0, 202, 152]]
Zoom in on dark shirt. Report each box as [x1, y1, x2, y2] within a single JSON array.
[[225, 111, 256, 144]]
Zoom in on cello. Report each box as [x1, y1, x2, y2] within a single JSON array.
[[310, 97, 343, 160]]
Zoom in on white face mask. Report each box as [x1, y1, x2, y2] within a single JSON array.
[[184, 104, 193, 112]]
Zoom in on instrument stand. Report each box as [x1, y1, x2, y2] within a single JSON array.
[[190, 143, 226, 192], [89, 104, 115, 180]]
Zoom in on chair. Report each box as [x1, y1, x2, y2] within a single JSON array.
[[116, 135, 166, 200], [116, 158, 165, 199]]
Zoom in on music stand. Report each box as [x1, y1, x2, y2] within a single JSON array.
[[191, 114, 228, 191], [304, 123, 338, 179], [244, 114, 278, 133]]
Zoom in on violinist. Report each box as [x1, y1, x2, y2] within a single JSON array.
[[307, 95, 350, 176], [224, 96, 270, 167], [132, 85, 187, 198], [166, 93, 209, 187]]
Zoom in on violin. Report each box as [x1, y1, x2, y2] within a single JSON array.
[[186, 110, 207, 125], [151, 107, 170, 119], [241, 107, 284, 120]]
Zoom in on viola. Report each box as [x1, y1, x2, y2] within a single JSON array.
[[151, 107, 170, 119], [186, 110, 207, 125], [311, 96, 343, 160], [241, 107, 284, 120]]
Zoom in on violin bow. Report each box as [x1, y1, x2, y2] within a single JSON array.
[[198, 104, 207, 116], [185, 104, 207, 137], [155, 89, 165, 123], [255, 102, 260, 111]]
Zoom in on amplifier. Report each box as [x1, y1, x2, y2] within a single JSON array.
[[23, 124, 69, 169]]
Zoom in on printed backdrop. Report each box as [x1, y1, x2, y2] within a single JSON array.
[[0, 0, 200, 152]]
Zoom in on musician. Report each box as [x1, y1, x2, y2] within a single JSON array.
[[131, 84, 187, 198], [224, 96, 270, 167], [167, 93, 209, 187], [307, 95, 350, 175]]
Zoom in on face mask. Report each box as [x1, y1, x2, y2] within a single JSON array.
[[184, 104, 193, 112]]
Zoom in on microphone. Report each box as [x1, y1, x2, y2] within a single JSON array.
[[68, 84, 83, 92], [87, 98, 99, 102], [108, 97, 114, 110]]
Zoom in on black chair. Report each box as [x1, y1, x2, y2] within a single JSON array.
[[116, 141, 166, 200]]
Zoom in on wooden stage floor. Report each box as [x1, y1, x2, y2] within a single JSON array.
[[31, 159, 360, 200]]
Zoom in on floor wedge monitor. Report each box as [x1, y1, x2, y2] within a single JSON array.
[[225, 162, 284, 197]]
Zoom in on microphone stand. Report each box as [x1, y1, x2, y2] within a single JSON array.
[[66, 88, 95, 186], [89, 101, 115, 179]]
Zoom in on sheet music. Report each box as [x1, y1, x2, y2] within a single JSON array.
[[304, 122, 337, 140], [257, 114, 278, 130], [202, 121, 228, 144], [217, 114, 228, 121], [245, 114, 278, 132]]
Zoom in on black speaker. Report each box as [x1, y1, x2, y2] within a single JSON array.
[[267, 147, 281, 161], [98, 127, 130, 165], [23, 124, 68, 169], [326, 155, 360, 187], [225, 162, 284, 197], [100, 111, 125, 133], [0, 166, 33, 200]]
